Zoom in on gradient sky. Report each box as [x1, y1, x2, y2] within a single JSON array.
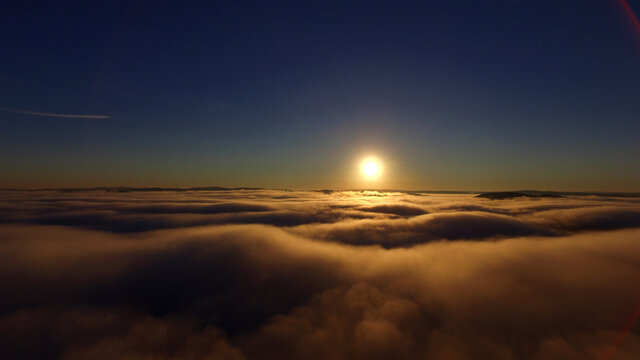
[[1, 0, 639, 191]]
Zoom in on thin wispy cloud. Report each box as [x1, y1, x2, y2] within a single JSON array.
[[0, 107, 111, 119]]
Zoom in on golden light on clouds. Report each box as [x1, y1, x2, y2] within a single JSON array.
[[2, 189, 640, 358], [361, 156, 382, 180]]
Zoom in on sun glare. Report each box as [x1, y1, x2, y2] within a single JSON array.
[[361, 157, 382, 179]]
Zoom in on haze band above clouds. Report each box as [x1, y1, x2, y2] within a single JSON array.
[[1, 189, 639, 359], [0, 107, 111, 119]]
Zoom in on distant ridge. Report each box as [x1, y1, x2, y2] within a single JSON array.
[[475, 190, 640, 199], [476, 191, 562, 200], [0, 186, 264, 192]]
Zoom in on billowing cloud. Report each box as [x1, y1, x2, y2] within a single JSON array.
[[524, 206, 640, 232], [292, 212, 556, 247], [0, 189, 639, 359], [358, 204, 427, 216]]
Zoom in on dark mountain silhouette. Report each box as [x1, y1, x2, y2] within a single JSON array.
[[476, 191, 562, 200]]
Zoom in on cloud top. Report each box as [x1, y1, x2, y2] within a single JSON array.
[[1, 189, 639, 359]]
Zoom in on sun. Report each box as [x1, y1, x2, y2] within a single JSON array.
[[361, 157, 382, 179], [363, 161, 378, 177]]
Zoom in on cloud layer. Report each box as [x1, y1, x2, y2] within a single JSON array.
[[1, 189, 640, 359]]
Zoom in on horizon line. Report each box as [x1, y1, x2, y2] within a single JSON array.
[[1, 186, 639, 196]]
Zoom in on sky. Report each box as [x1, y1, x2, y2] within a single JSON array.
[[1, 0, 640, 191]]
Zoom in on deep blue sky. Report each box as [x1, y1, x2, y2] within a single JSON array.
[[1, 0, 639, 190]]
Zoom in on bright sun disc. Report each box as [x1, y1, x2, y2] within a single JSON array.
[[361, 157, 382, 179]]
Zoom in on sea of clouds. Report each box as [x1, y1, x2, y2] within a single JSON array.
[[1, 189, 640, 359]]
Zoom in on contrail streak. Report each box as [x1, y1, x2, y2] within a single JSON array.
[[0, 107, 111, 119]]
